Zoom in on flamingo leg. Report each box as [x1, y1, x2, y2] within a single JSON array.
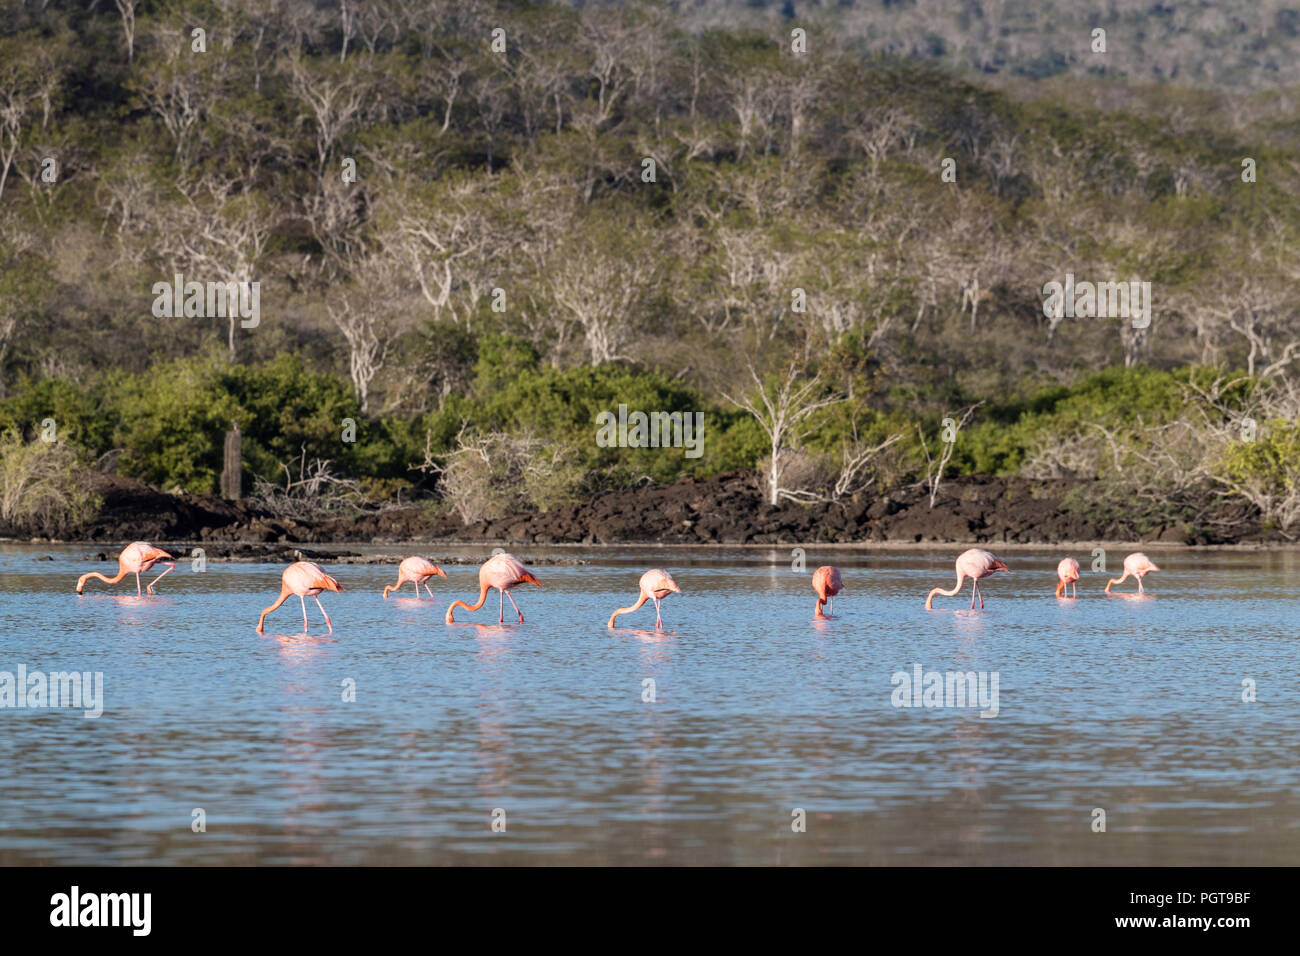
[[300, 595, 309, 632], [970, 578, 977, 609], [1071, 581, 1077, 598], [504, 588, 523, 623], [498, 588, 505, 623], [1137, 577, 1145, 594], [135, 571, 142, 596], [653, 596, 662, 629], [146, 562, 174, 594], [315, 596, 332, 634], [423, 581, 436, 599]]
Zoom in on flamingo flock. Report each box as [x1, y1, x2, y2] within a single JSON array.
[[73, 542, 1164, 633]]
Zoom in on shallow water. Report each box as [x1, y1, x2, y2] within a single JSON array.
[[0, 543, 1296, 865]]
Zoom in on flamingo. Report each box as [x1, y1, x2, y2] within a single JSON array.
[[608, 569, 681, 629], [445, 553, 541, 624], [812, 565, 843, 618], [1106, 552, 1159, 594], [76, 542, 174, 596], [383, 556, 447, 599], [257, 561, 343, 634], [1056, 557, 1080, 598], [925, 548, 1010, 610]]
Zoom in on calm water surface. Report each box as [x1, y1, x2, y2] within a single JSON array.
[[1, 544, 1297, 865]]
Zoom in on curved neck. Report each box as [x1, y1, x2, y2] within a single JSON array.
[[925, 573, 966, 609], [77, 569, 128, 591], [446, 583, 491, 622], [258, 589, 291, 629], [461, 582, 491, 611], [608, 595, 648, 627]]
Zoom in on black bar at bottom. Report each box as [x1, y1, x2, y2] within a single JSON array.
[[0, 865, 1281, 942]]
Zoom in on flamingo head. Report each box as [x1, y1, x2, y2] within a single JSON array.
[[430, 565, 448, 578], [991, 559, 1010, 574], [519, 571, 542, 588]]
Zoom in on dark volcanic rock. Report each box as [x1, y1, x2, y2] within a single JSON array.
[[9, 467, 1265, 547]]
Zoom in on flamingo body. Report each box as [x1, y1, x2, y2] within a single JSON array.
[[608, 569, 681, 629], [76, 542, 175, 596], [1106, 552, 1159, 594], [1056, 557, 1080, 598], [812, 565, 843, 618], [383, 556, 446, 599], [445, 553, 541, 624], [925, 548, 1009, 610], [257, 561, 343, 634]]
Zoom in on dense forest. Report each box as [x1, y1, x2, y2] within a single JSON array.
[[1, 0, 1299, 539]]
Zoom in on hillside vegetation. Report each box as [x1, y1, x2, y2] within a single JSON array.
[[1, 0, 1299, 536]]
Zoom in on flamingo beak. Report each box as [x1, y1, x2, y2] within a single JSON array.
[[434, 567, 448, 578], [522, 572, 542, 588]]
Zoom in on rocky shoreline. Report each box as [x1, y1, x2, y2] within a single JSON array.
[[0, 468, 1278, 555]]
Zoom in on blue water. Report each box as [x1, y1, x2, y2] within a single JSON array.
[[1, 544, 1297, 864]]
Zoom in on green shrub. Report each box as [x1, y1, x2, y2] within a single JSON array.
[[0, 428, 99, 533]]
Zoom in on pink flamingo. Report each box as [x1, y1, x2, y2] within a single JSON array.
[[608, 569, 681, 629], [1056, 557, 1080, 598], [925, 548, 1010, 609], [383, 556, 447, 599], [76, 542, 175, 596], [445, 553, 541, 624], [1106, 552, 1159, 594], [812, 565, 843, 618], [257, 561, 343, 634]]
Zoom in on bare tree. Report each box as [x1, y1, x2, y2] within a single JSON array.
[[724, 361, 846, 506], [389, 177, 494, 325], [1210, 279, 1299, 379], [832, 428, 905, 501], [917, 403, 982, 509], [546, 223, 659, 364], [251, 445, 375, 519], [323, 250, 406, 414], [113, 0, 140, 62], [284, 54, 373, 179], [0, 58, 29, 202], [154, 177, 273, 359], [130, 22, 225, 164]]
